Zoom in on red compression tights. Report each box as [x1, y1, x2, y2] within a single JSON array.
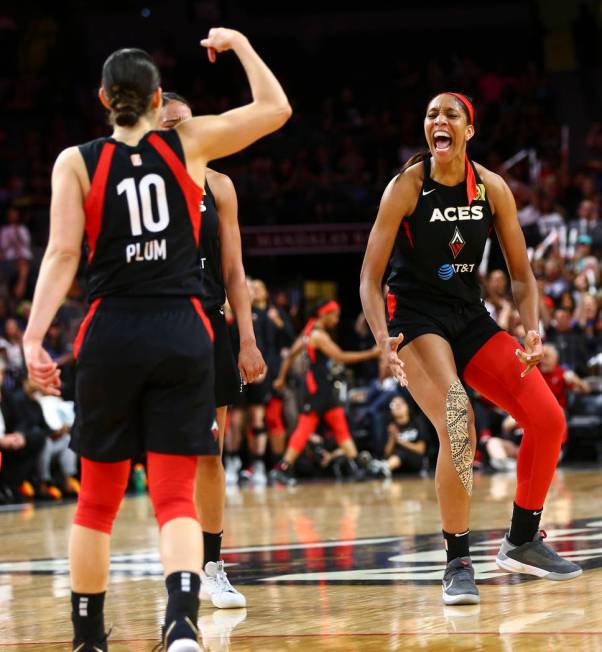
[[266, 397, 286, 436], [288, 406, 353, 454], [464, 331, 565, 510], [73, 452, 198, 534]]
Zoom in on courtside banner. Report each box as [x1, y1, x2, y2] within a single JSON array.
[[241, 223, 372, 255]]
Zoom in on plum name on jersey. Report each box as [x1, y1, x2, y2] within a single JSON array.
[[125, 239, 167, 263], [430, 206, 483, 222]]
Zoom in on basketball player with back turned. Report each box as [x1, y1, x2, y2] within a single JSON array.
[[360, 92, 581, 606], [24, 29, 291, 652]]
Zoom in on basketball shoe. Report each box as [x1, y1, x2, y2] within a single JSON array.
[[496, 530, 582, 580], [154, 617, 201, 652], [201, 561, 246, 608], [442, 557, 480, 605]]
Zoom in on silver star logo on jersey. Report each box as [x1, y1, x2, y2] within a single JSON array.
[[449, 227, 465, 259]]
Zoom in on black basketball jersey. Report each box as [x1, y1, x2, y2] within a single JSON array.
[[199, 181, 226, 312], [304, 327, 331, 393], [78, 130, 204, 300], [387, 157, 493, 305]]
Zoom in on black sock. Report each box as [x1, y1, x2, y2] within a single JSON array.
[[71, 591, 105, 643], [203, 531, 223, 567], [443, 529, 470, 563], [164, 572, 200, 631], [508, 502, 542, 546]]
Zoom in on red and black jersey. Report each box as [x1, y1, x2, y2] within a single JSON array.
[[78, 129, 204, 300], [304, 327, 331, 394], [199, 182, 226, 312], [387, 156, 494, 306]]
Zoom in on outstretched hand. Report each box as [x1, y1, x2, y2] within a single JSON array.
[[380, 333, 407, 386], [515, 329, 543, 378]]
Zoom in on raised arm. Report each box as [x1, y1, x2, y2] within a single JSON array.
[[177, 28, 291, 163], [359, 169, 420, 385], [23, 147, 86, 394], [208, 169, 265, 384], [483, 166, 541, 377]]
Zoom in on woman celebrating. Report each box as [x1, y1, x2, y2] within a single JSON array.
[[24, 29, 290, 652], [360, 92, 581, 606]]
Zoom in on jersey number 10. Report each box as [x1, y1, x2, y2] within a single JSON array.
[[117, 174, 170, 236]]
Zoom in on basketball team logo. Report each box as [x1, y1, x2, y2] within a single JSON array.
[[475, 183, 486, 201], [449, 227, 465, 258]]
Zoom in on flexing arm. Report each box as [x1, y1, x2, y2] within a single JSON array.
[[273, 333, 305, 390], [23, 148, 86, 394], [177, 28, 291, 163], [360, 169, 420, 384], [312, 330, 379, 365], [208, 169, 265, 384], [483, 167, 541, 376]]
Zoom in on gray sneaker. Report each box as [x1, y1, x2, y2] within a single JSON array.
[[496, 530, 583, 581], [442, 557, 480, 605]]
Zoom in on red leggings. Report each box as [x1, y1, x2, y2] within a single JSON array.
[[266, 397, 286, 436], [73, 452, 198, 534], [464, 332, 565, 510], [288, 406, 352, 454]]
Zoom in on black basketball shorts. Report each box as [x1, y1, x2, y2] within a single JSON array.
[[71, 297, 219, 462], [301, 382, 340, 416], [206, 306, 242, 408], [386, 293, 501, 377]]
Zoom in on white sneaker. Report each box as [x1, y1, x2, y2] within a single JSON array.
[[200, 561, 247, 608], [251, 460, 267, 486]]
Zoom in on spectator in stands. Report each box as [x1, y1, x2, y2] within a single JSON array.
[[546, 307, 590, 375], [0, 205, 32, 299], [540, 343, 590, 409], [0, 363, 45, 502], [0, 317, 25, 380]]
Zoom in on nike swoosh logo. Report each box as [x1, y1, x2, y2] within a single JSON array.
[[422, 188, 436, 196], [443, 577, 454, 591], [533, 510, 543, 516]]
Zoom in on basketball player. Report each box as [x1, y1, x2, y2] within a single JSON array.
[[270, 300, 379, 484], [360, 92, 581, 606], [23, 29, 291, 652], [159, 92, 265, 609]]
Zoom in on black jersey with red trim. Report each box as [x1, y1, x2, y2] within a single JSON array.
[[199, 181, 226, 312], [387, 156, 493, 305], [304, 327, 331, 394], [78, 129, 204, 300]]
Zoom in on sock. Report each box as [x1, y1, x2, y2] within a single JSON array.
[[443, 529, 470, 563], [508, 502, 542, 546], [71, 591, 105, 643], [164, 572, 200, 631], [203, 531, 223, 567]]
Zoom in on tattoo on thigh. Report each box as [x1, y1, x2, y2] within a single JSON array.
[[446, 379, 473, 495]]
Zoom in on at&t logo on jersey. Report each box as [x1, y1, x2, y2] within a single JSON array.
[[437, 263, 476, 280], [430, 206, 483, 222]]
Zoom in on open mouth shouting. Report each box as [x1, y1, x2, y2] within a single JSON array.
[[433, 130, 452, 152]]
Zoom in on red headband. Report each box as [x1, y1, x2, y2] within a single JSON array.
[[442, 92, 477, 204], [317, 300, 340, 316], [445, 92, 475, 125]]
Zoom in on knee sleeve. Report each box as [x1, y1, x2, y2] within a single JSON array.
[[265, 397, 286, 436], [147, 452, 198, 529], [446, 379, 473, 495], [464, 331, 566, 508], [288, 413, 320, 454], [250, 426, 267, 438], [73, 458, 131, 534], [323, 407, 353, 445]]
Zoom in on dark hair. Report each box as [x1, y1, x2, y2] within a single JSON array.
[[399, 92, 475, 175], [101, 48, 160, 127], [162, 91, 191, 108]]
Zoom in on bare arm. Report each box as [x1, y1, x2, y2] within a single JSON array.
[[23, 147, 86, 393], [359, 167, 420, 384], [312, 330, 379, 365], [177, 29, 291, 164], [273, 333, 305, 390], [208, 169, 265, 383], [482, 166, 542, 376]]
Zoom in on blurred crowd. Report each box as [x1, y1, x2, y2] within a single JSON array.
[[1, 7, 601, 502]]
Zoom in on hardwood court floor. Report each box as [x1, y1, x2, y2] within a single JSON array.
[[1, 468, 602, 651]]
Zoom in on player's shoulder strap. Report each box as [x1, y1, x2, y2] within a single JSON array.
[[78, 137, 111, 182]]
